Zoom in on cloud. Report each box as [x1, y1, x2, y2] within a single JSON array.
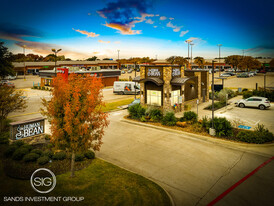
[[180, 30, 189, 37], [104, 22, 141, 35], [97, 0, 153, 35], [185, 37, 206, 46], [153, 26, 158, 28], [155, 14, 160, 16], [169, 17, 174, 20], [114, 41, 121, 44], [0, 23, 42, 42], [98, 40, 111, 44], [160, 16, 167, 20], [166, 21, 182, 32], [146, 19, 154, 24], [72, 28, 99, 37]]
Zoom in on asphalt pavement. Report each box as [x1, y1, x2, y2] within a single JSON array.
[[97, 110, 274, 206]]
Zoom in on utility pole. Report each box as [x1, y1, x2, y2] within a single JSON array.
[[190, 43, 194, 64], [52, 48, 62, 75], [185, 40, 192, 69], [117, 50, 120, 60], [134, 61, 137, 99], [23, 45, 26, 80], [217, 44, 222, 76], [210, 60, 217, 136]]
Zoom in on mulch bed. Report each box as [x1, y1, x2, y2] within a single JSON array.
[[2, 157, 93, 180]]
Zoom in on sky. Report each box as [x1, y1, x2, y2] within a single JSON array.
[[0, 0, 273, 60]]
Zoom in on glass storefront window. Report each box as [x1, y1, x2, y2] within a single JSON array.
[[147, 90, 161, 106], [171, 90, 180, 106]]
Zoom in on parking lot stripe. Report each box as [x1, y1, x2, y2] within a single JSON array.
[[207, 156, 274, 206]]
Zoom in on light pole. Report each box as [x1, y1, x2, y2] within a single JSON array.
[[52, 48, 62, 75], [117, 50, 120, 60], [217, 44, 222, 76], [23, 45, 26, 80], [185, 40, 192, 69], [134, 61, 137, 100], [210, 60, 217, 136], [190, 43, 194, 65]]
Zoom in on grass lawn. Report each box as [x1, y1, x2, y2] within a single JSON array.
[[0, 157, 171, 206], [103, 98, 134, 112]]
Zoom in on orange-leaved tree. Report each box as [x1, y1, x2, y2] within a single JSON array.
[[42, 73, 109, 177]]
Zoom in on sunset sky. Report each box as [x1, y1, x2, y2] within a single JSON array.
[[0, 0, 273, 60]]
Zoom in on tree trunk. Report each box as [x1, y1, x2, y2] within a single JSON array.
[[71, 151, 75, 178]]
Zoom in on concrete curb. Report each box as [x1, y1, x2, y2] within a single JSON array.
[[121, 119, 274, 157], [97, 157, 175, 206]]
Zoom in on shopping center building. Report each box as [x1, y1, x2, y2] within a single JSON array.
[[133, 66, 209, 112], [39, 68, 121, 87]]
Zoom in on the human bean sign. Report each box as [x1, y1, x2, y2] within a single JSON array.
[[146, 67, 163, 78], [172, 68, 181, 77], [10, 118, 45, 140]]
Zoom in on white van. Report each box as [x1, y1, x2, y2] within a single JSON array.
[[113, 81, 140, 95]]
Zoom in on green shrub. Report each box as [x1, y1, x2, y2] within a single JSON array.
[[84, 150, 95, 159], [42, 150, 53, 158], [52, 151, 66, 160], [31, 149, 43, 156], [210, 117, 233, 137], [4, 145, 18, 157], [12, 148, 29, 160], [181, 111, 197, 122], [140, 115, 147, 122], [33, 86, 37, 89], [0, 132, 9, 144], [147, 108, 163, 122], [243, 91, 253, 99], [23, 153, 40, 162], [236, 129, 274, 144], [37, 156, 50, 165], [201, 116, 210, 130], [218, 88, 236, 102], [20, 144, 33, 152], [204, 101, 226, 111], [75, 153, 85, 162], [162, 112, 177, 126], [44, 134, 51, 140], [12, 140, 25, 147], [128, 104, 146, 119]]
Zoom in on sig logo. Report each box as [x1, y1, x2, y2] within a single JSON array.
[[30, 168, 56, 194]]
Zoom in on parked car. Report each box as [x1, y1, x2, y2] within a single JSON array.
[[248, 72, 254, 77], [237, 72, 249, 78], [250, 71, 257, 76], [1, 81, 15, 88], [4, 75, 17, 80], [127, 69, 133, 73], [227, 72, 236, 76], [128, 98, 141, 108], [113, 81, 140, 95], [121, 70, 125, 74], [0, 80, 9, 85], [220, 73, 232, 77], [235, 97, 271, 110]]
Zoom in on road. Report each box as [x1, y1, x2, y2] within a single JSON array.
[[97, 110, 274, 206]]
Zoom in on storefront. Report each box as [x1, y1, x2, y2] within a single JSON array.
[[39, 68, 121, 87], [134, 66, 209, 112]]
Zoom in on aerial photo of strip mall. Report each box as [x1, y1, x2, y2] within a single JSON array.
[[0, 0, 273, 206]]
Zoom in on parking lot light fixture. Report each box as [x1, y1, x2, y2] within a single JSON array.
[[52, 48, 62, 75], [217, 44, 222, 76]]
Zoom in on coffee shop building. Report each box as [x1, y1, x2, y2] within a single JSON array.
[[133, 66, 209, 112]]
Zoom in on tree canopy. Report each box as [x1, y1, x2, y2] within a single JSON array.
[[166, 56, 188, 66], [41, 73, 109, 177], [194, 57, 205, 69], [86, 56, 98, 61], [0, 42, 15, 79], [0, 86, 27, 132]]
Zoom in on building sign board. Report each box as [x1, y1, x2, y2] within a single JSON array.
[[172, 68, 181, 77], [146, 67, 163, 78], [10, 118, 45, 140]]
